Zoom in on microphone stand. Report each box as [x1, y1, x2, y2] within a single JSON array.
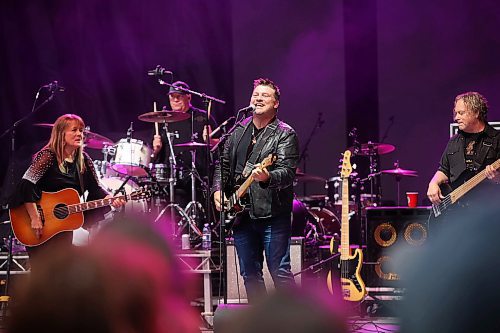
[[0, 86, 57, 319], [211, 108, 251, 305], [297, 112, 324, 196]]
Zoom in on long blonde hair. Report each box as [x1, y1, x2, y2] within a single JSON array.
[[44, 114, 86, 174]]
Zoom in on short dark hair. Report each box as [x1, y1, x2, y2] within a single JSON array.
[[253, 78, 280, 101], [455, 91, 488, 122]]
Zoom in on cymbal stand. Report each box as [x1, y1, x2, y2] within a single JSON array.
[[153, 125, 199, 238], [182, 146, 204, 238]]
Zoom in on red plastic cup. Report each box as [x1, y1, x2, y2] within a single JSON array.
[[406, 192, 418, 208]]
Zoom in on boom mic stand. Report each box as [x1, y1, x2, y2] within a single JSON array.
[[0, 84, 59, 320], [297, 112, 324, 196]]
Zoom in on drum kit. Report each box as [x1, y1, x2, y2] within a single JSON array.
[[292, 140, 419, 247], [34, 109, 209, 239]]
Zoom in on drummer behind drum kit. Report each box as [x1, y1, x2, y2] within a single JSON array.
[[292, 140, 419, 248], [33, 108, 208, 238]]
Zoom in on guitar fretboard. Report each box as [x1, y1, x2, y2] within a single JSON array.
[[67, 195, 128, 214], [447, 158, 500, 205]]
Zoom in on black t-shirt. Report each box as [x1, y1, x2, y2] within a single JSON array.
[[463, 131, 481, 172], [234, 122, 266, 179]]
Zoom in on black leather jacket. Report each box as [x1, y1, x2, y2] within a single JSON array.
[[212, 116, 299, 219]]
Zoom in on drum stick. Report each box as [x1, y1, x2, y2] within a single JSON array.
[[153, 102, 159, 135]]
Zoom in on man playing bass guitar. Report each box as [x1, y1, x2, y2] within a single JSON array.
[[212, 78, 299, 303], [427, 92, 500, 215]]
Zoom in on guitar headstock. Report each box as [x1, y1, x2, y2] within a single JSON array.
[[340, 150, 352, 179], [130, 187, 153, 200], [261, 154, 277, 168]]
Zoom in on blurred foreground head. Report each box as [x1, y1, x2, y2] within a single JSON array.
[[217, 287, 349, 333], [397, 190, 500, 332], [8, 216, 199, 333]]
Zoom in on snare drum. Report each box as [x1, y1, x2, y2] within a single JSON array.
[[112, 139, 151, 177]]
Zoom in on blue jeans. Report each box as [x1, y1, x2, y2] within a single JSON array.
[[233, 212, 294, 302]]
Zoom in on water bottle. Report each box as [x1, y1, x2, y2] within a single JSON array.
[[202, 223, 211, 250]]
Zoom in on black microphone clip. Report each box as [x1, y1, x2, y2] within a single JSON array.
[[44, 81, 65, 93], [147, 65, 173, 76]]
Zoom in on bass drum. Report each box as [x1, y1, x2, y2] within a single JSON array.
[[292, 200, 340, 243], [99, 177, 148, 214], [307, 207, 341, 239]]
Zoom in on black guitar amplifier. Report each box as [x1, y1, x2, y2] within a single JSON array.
[[365, 207, 431, 288]]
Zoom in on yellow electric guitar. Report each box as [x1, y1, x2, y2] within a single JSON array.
[[10, 187, 151, 246], [327, 150, 367, 301]]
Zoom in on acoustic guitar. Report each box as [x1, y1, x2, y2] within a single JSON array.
[[10, 187, 151, 246]]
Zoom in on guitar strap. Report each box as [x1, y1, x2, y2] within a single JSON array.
[[242, 121, 278, 177], [76, 156, 86, 201]]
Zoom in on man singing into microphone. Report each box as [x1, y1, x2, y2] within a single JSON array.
[[212, 78, 299, 302]]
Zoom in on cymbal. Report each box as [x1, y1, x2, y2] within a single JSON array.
[[138, 110, 190, 123], [381, 167, 418, 177], [295, 171, 326, 183], [174, 141, 211, 149], [34, 123, 114, 149], [349, 142, 395, 156]]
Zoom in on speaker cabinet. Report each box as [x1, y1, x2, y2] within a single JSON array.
[[226, 237, 304, 303], [365, 207, 430, 287]]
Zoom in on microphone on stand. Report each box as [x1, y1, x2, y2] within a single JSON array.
[[238, 104, 256, 114], [147, 65, 173, 76], [43, 81, 65, 93]]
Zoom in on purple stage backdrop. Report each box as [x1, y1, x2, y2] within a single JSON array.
[[1, 0, 499, 207]]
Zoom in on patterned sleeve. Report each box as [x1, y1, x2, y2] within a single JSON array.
[[9, 149, 55, 207], [22, 149, 55, 184]]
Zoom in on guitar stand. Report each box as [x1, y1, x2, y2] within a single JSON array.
[[293, 252, 341, 277]]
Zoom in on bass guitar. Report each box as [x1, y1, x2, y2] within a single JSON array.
[[328, 150, 367, 301], [224, 154, 276, 225], [10, 187, 151, 246], [432, 158, 500, 217]]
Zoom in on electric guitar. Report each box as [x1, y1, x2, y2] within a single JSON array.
[[432, 158, 500, 217], [224, 154, 276, 225], [9, 187, 151, 246], [328, 150, 367, 301]]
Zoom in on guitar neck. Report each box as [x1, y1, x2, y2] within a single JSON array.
[[340, 177, 350, 260], [449, 159, 500, 204], [236, 176, 255, 199], [66, 194, 128, 214]]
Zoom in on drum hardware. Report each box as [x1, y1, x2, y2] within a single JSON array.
[[138, 110, 191, 123], [296, 111, 325, 195], [380, 161, 418, 206]]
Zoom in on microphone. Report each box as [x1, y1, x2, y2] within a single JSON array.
[[238, 104, 256, 114], [147, 65, 173, 76], [43, 81, 65, 92]]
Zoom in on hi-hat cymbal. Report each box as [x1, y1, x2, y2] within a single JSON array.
[[295, 171, 326, 183], [381, 167, 418, 177], [33, 123, 114, 149], [138, 110, 190, 123], [174, 141, 211, 149], [349, 142, 395, 156]]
